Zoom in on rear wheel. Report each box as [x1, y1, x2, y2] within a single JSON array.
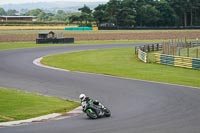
[[86, 108, 98, 119]]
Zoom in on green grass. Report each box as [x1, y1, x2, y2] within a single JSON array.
[[0, 88, 80, 122], [0, 42, 71, 50], [42, 47, 200, 88], [0, 40, 162, 51]]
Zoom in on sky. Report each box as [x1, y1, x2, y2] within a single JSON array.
[[0, 0, 109, 5]]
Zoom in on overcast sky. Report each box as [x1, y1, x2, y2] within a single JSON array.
[[0, 0, 109, 5]]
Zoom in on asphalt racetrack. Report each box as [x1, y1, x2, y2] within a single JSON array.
[[1, 44, 200, 133]]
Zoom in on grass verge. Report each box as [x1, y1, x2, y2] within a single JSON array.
[[0, 88, 80, 122], [0, 40, 161, 51], [0, 42, 71, 51], [41, 47, 200, 88]]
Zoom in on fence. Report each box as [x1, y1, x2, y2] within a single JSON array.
[[154, 53, 200, 70], [137, 49, 149, 63], [135, 43, 162, 53], [135, 41, 200, 70], [135, 43, 162, 63], [162, 40, 200, 58]]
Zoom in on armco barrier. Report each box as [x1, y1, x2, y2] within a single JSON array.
[[160, 54, 174, 66], [174, 56, 192, 69], [135, 43, 161, 63], [154, 53, 200, 70], [137, 49, 148, 63], [192, 59, 200, 69]]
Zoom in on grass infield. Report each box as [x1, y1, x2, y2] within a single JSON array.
[[0, 88, 80, 122], [0, 40, 161, 51], [42, 47, 200, 88]]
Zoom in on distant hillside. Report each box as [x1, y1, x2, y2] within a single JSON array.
[[0, 1, 106, 13]]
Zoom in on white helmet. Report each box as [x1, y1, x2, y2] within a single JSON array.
[[79, 94, 86, 100]]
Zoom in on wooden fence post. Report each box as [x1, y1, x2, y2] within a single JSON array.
[[157, 43, 159, 51], [177, 47, 181, 56], [162, 41, 165, 54], [187, 43, 189, 57], [152, 44, 154, 51], [135, 47, 137, 55], [196, 48, 199, 58], [147, 45, 150, 52]]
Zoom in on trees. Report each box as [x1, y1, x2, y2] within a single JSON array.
[[136, 0, 160, 27], [78, 5, 93, 26], [105, 0, 121, 26], [93, 4, 107, 26], [6, 9, 18, 16], [0, 8, 6, 16], [117, 0, 136, 27], [54, 10, 68, 21], [140, 4, 160, 26], [26, 9, 43, 16], [0, 0, 199, 27], [117, 6, 136, 27], [93, 0, 136, 27], [69, 15, 80, 24], [169, 0, 200, 27], [155, 0, 177, 26]]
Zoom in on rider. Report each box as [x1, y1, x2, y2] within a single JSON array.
[[79, 93, 105, 112]]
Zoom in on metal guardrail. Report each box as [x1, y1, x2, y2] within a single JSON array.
[[154, 53, 200, 70], [136, 42, 200, 70], [136, 43, 162, 53], [135, 43, 162, 63], [137, 49, 149, 63]]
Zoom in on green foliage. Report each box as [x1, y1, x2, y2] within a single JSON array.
[[1, 0, 200, 27], [78, 5, 93, 25], [138, 4, 160, 26], [0, 7, 6, 15], [6, 9, 18, 16], [92, 0, 200, 27], [0, 88, 80, 122], [93, 4, 107, 25]]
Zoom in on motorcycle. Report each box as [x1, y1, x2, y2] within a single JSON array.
[[84, 100, 111, 119]]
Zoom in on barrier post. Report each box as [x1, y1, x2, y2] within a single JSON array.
[[135, 47, 137, 55], [187, 43, 189, 57]]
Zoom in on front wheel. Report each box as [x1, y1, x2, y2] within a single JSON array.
[[86, 108, 98, 119], [104, 108, 111, 117]]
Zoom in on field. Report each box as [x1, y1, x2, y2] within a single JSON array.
[[0, 27, 200, 42], [0, 88, 80, 122], [42, 48, 200, 88]]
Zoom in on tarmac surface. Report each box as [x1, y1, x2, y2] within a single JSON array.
[[0, 44, 200, 133]]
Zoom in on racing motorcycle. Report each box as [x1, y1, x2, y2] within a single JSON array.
[[84, 100, 111, 119]]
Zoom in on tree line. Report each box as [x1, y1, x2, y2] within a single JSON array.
[[0, 8, 80, 22], [80, 0, 200, 28], [0, 0, 200, 28]]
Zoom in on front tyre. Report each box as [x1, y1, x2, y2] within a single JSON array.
[[104, 108, 111, 117]]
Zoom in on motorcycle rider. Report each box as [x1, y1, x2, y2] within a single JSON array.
[[79, 93, 105, 112]]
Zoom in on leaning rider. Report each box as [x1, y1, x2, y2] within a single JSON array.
[[79, 93, 105, 112]]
